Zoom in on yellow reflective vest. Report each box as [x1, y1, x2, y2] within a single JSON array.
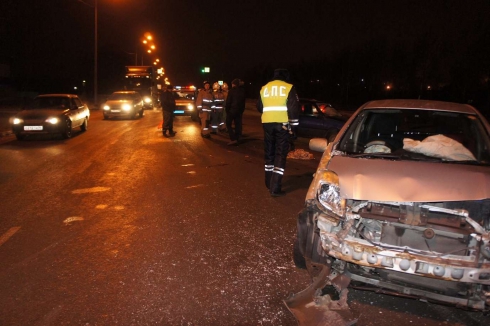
[[260, 80, 293, 123]]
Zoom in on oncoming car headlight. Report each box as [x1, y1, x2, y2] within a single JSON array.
[[316, 171, 345, 218], [45, 117, 59, 124], [122, 103, 132, 111], [187, 104, 194, 110], [12, 118, 23, 125], [144, 97, 152, 104], [103, 105, 110, 111]]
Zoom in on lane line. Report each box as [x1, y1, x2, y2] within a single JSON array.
[[0, 227, 21, 246]]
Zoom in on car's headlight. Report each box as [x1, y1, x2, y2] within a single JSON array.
[[144, 97, 152, 104], [45, 117, 59, 124], [103, 105, 110, 111], [316, 171, 345, 217], [187, 104, 194, 110], [122, 103, 132, 111], [12, 118, 23, 125]]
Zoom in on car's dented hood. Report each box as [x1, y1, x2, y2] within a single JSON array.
[[327, 155, 490, 202]]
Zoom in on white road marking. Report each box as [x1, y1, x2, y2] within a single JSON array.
[[63, 217, 84, 224], [0, 227, 21, 246], [186, 184, 204, 189], [96, 204, 108, 209], [187, 171, 196, 174], [71, 187, 111, 194]]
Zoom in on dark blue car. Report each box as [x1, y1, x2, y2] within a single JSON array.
[[295, 98, 348, 142]]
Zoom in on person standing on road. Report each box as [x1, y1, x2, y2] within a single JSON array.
[[210, 82, 227, 134], [160, 84, 176, 137], [225, 78, 246, 146], [196, 81, 214, 138], [256, 69, 300, 197]]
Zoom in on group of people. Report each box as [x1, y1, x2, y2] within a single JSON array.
[[195, 79, 246, 146], [160, 68, 300, 197]]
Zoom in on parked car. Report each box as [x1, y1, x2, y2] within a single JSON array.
[[102, 91, 144, 120], [172, 86, 199, 122], [292, 99, 490, 314], [11, 94, 90, 140], [296, 98, 347, 142]]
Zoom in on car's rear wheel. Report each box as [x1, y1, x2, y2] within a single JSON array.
[[15, 133, 25, 140], [62, 120, 72, 139], [80, 118, 88, 131], [325, 129, 339, 143]]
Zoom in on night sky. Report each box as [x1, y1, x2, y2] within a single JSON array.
[[1, 0, 489, 101]]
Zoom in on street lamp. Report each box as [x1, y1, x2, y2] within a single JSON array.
[[94, 0, 98, 108]]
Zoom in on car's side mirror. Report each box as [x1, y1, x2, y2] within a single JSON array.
[[309, 138, 329, 152]]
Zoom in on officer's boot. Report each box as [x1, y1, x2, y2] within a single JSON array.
[[265, 171, 272, 190], [270, 173, 285, 197]]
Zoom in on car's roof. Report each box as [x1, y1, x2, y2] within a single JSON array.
[[37, 94, 79, 98], [360, 99, 478, 114]]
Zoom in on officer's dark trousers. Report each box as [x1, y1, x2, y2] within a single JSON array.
[[162, 110, 174, 133], [226, 110, 242, 141], [263, 123, 289, 193]]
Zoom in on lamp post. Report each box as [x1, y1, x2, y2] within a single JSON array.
[[94, 0, 98, 108]]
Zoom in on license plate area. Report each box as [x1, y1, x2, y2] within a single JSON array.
[[24, 126, 43, 131]]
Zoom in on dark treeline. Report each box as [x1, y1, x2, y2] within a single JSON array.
[[243, 27, 490, 116]]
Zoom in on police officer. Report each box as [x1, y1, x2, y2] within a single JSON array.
[[160, 84, 176, 137], [196, 81, 214, 138], [256, 69, 300, 197], [210, 82, 226, 134]]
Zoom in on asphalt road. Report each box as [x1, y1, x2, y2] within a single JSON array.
[[0, 108, 487, 325]]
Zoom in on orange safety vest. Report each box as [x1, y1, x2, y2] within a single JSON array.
[[260, 80, 293, 123]]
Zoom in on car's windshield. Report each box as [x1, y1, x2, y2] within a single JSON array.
[[174, 91, 195, 100], [108, 93, 137, 101], [31, 97, 71, 109], [337, 108, 490, 164]]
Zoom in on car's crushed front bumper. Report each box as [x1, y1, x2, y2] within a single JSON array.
[[297, 199, 490, 311]]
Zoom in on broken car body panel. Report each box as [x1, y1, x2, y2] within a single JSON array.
[[290, 99, 490, 322]]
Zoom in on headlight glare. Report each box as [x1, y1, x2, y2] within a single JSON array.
[[187, 104, 194, 110], [316, 171, 345, 217], [103, 105, 110, 111], [46, 117, 59, 124], [122, 104, 132, 111], [144, 97, 152, 104], [12, 118, 23, 125]]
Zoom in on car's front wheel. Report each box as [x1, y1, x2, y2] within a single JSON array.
[[80, 118, 88, 131], [293, 238, 306, 269], [139, 109, 144, 118], [62, 120, 72, 139]]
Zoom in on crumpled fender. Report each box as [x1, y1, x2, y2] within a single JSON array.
[[284, 265, 358, 326]]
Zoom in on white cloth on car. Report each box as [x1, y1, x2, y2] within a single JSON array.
[[403, 134, 476, 161]]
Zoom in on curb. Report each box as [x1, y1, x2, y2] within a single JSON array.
[[0, 130, 12, 137]]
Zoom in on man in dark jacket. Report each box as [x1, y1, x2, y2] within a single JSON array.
[[160, 85, 176, 137], [225, 78, 246, 145]]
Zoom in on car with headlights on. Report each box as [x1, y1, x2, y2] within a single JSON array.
[[292, 99, 490, 314], [172, 86, 199, 122], [11, 94, 90, 140], [102, 91, 144, 120]]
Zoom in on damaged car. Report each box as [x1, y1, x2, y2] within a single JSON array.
[[289, 99, 490, 321]]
